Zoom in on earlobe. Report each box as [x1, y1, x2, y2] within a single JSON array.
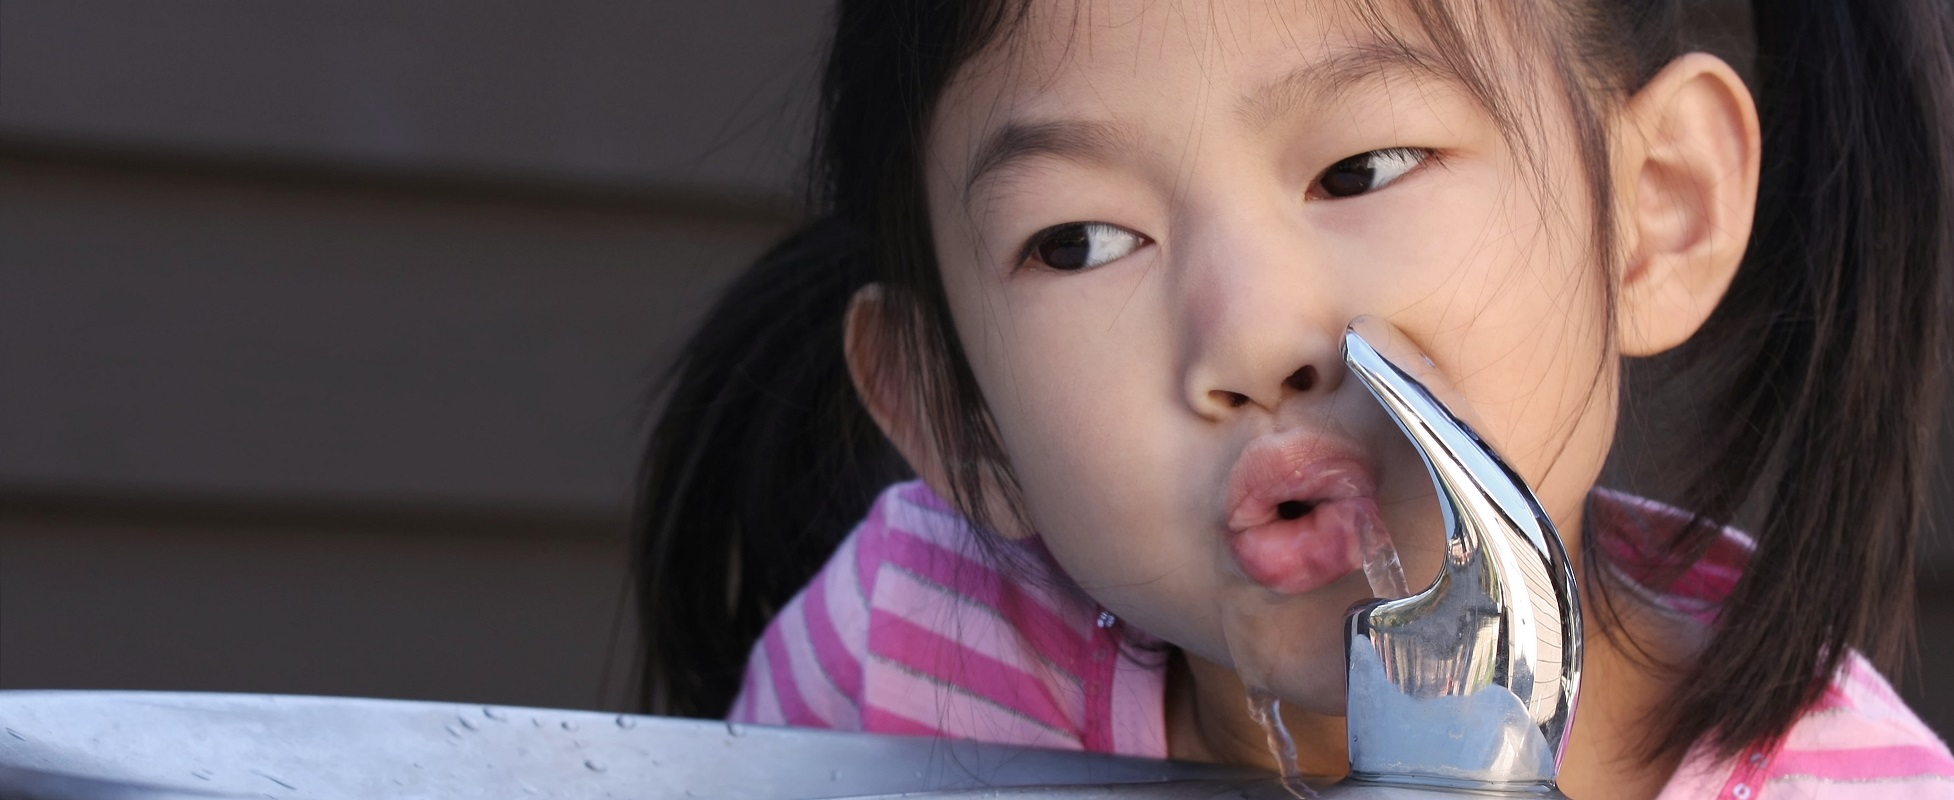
[[845, 285, 1035, 540], [844, 284, 958, 503], [1614, 53, 1761, 357]]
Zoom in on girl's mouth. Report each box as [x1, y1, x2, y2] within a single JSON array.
[[1224, 434, 1387, 595]]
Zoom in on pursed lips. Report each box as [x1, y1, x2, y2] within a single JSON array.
[[1223, 430, 1388, 595]]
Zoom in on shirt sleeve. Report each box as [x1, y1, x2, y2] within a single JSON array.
[[1658, 653, 1954, 800], [1756, 653, 1954, 798], [726, 500, 877, 730]]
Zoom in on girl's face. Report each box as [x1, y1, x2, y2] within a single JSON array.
[[924, 0, 1618, 712]]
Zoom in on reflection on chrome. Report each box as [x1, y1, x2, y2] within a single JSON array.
[[1337, 317, 1582, 797]]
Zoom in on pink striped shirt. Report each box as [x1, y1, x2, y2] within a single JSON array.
[[730, 481, 1954, 797]]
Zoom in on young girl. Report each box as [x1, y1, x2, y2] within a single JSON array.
[[636, 0, 1954, 796]]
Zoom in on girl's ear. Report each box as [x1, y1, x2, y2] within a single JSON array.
[[846, 285, 1038, 540], [1614, 53, 1762, 357], [844, 284, 958, 501]]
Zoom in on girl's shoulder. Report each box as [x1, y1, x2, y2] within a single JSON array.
[[1661, 653, 1954, 799], [1591, 490, 1954, 797], [729, 480, 1169, 757]]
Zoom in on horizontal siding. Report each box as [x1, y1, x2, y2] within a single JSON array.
[[0, 0, 824, 199], [0, 155, 785, 511]]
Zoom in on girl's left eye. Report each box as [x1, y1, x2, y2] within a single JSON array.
[[1018, 221, 1149, 272], [1310, 147, 1433, 199]]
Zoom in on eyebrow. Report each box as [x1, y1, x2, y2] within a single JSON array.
[[958, 41, 1471, 207], [960, 118, 1133, 207]]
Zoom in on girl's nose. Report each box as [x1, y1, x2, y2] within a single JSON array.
[[1176, 236, 1348, 418], [1200, 362, 1329, 413], [1189, 342, 1346, 418]]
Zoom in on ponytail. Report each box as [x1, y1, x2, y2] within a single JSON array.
[[634, 219, 910, 717], [1653, 0, 1954, 758]]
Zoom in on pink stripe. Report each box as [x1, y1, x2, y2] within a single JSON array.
[[863, 702, 943, 737], [730, 649, 763, 722], [1773, 745, 1954, 781], [743, 639, 785, 724], [899, 481, 957, 513], [857, 500, 887, 601], [882, 485, 1091, 641], [873, 567, 1084, 700], [777, 595, 856, 727], [1083, 629, 1118, 753], [872, 609, 1077, 735], [883, 492, 1078, 610], [762, 624, 825, 728], [878, 526, 1092, 679], [803, 568, 865, 703]]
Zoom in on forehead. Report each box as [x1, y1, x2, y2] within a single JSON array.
[[930, 0, 1491, 200]]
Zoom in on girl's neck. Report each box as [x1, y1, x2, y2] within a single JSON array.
[[1165, 648, 1349, 778]]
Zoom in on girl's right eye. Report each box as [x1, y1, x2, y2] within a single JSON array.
[[1018, 222, 1149, 272]]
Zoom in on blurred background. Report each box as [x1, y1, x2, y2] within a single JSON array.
[[1, 0, 1950, 739]]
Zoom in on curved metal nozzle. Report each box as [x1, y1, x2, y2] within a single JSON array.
[[1338, 317, 1582, 793]]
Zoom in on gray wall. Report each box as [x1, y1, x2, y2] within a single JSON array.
[[0, 0, 811, 708], [3, 0, 1952, 742]]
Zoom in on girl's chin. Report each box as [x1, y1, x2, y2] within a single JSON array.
[[1210, 576, 1370, 718], [1228, 642, 1350, 718]]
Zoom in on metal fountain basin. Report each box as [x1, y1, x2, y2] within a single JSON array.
[[0, 691, 1273, 799]]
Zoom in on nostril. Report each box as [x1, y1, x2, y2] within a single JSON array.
[[1285, 365, 1318, 392], [1211, 390, 1251, 408]]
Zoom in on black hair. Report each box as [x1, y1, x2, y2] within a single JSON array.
[[635, 0, 1954, 765], [1641, 0, 1954, 759]]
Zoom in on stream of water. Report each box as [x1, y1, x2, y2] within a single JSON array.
[[1225, 519, 1412, 799]]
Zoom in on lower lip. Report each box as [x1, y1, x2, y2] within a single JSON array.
[[1227, 496, 1383, 594]]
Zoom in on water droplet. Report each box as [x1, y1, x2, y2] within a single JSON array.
[[830, 769, 841, 781], [723, 721, 746, 737], [445, 724, 465, 738], [483, 706, 507, 721], [521, 784, 540, 796], [614, 715, 637, 729], [190, 769, 213, 781], [457, 715, 480, 731], [560, 720, 579, 732], [4, 729, 23, 741], [584, 759, 608, 773]]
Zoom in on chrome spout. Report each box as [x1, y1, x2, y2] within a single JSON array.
[[1336, 317, 1583, 795]]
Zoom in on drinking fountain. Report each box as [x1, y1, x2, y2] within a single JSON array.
[[0, 317, 1581, 799]]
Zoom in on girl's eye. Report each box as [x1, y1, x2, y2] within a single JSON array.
[[1312, 147, 1432, 199], [1020, 222, 1149, 272]]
